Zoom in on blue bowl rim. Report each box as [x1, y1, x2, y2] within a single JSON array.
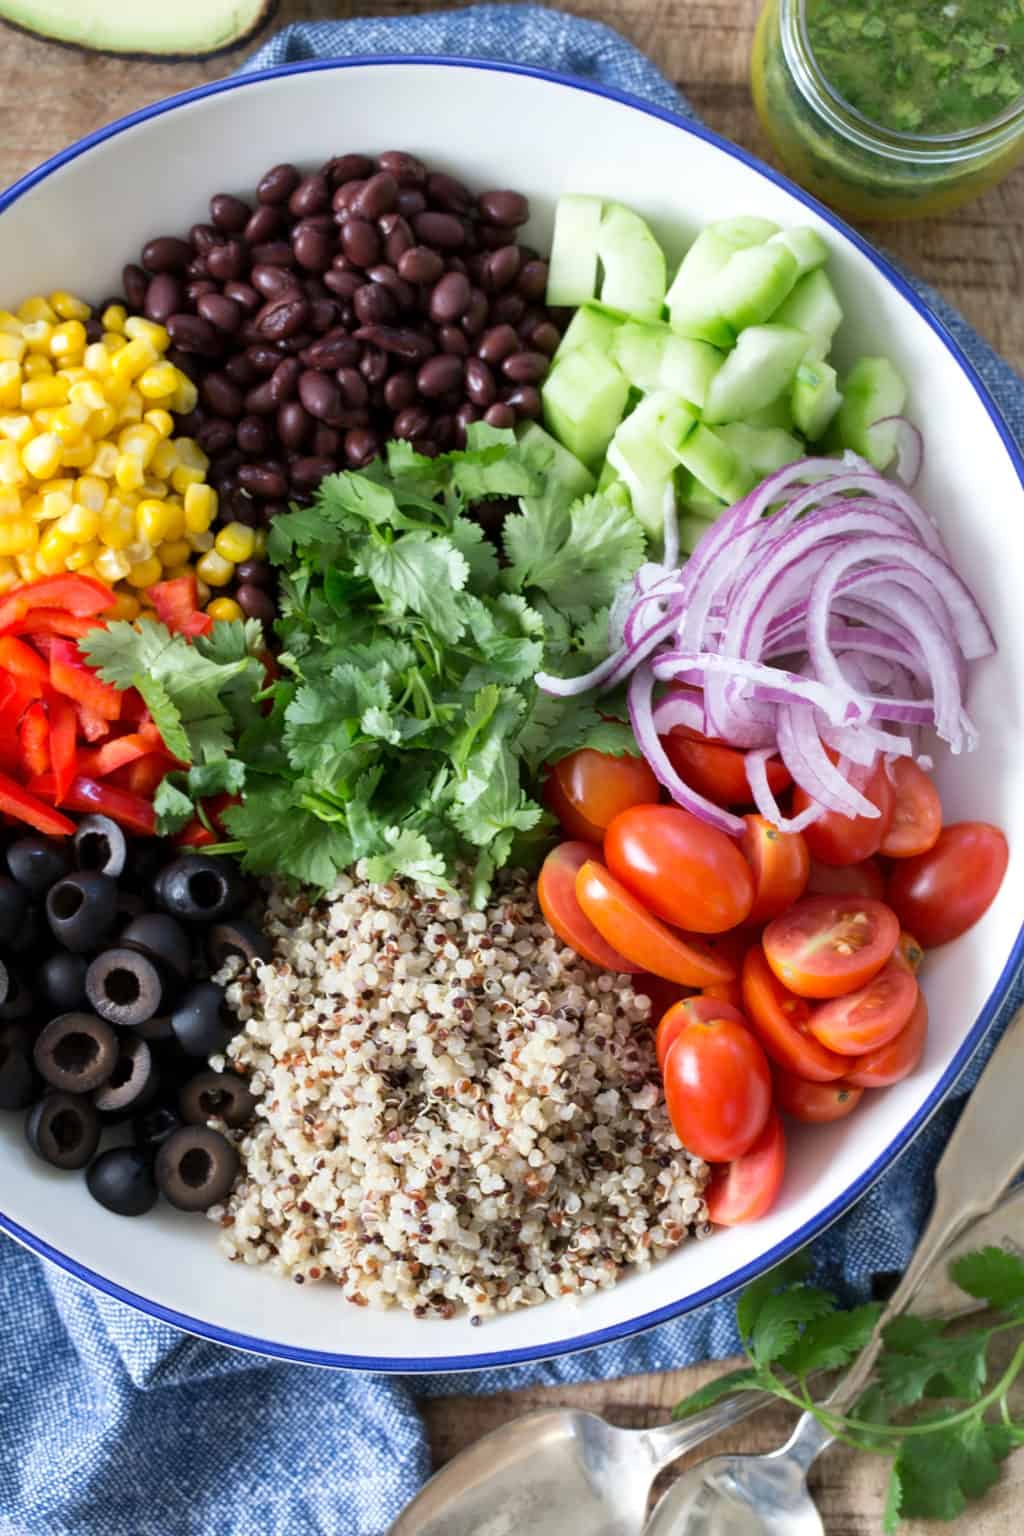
[[0, 51, 1021, 1376]]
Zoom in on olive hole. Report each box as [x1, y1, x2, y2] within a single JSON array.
[[198, 1089, 229, 1116], [105, 968, 141, 1006], [54, 1032, 99, 1075], [179, 1148, 212, 1187], [77, 832, 111, 871], [108, 1055, 134, 1091], [50, 1108, 82, 1152], [188, 871, 225, 910], [51, 885, 84, 920]]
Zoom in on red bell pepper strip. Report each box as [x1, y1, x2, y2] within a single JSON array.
[[0, 574, 115, 632], [0, 769, 74, 836], [0, 635, 49, 697], [10, 609, 104, 641], [28, 773, 155, 836], [18, 700, 50, 778], [118, 688, 149, 724], [122, 755, 170, 798], [173, 817, 219, 849], [49, 638, 122, 722], [48, 691, 78, 805], [148, 575, 214, 639], [75, 732, 165, 778], [76, 704, 111, 742]]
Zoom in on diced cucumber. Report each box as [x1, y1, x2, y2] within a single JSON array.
[[606, 389, 698, 535], [679, 511, 719, 555], [596, 457, 621, 492], [791, 358, 842, 441], [677, 424, 756, 505], [747, 394, 796, 431], [766, 227, 828, 278], [611, 321, 724, 408], [546, 194, 603, 307], [516, 422, 596, 499], [552, 302, 624, 366], [703, 324, 808, 424], [596, 203, 667, 322], [773, 269, 843, 361], [837, 356, 908, 470], [666, 217, 779, 347], [712, 242, 799, 333], [678, 470, 728, 518], [718, 421, 805, 474], [541, 343, 630, 469]]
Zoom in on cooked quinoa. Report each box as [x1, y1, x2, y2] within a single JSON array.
[[210, 866, 711, 1321]]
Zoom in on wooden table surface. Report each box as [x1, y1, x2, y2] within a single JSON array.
[[1, 3, 1021, 1531]]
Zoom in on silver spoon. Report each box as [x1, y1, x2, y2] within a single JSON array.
[[392, 1015, 1024, 1536], [644, 1001, 1024, 1536]]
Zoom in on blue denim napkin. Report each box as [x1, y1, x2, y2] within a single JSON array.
[[1, 9, 1022, 1535]]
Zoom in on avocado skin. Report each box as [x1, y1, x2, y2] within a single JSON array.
[[0, 0, 277, 61]]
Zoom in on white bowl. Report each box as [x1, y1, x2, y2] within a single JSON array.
[[1, 57, 1022, 1373]]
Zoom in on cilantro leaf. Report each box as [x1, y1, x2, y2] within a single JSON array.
[[152, 776, 194, 836], [748, 1285, 837, 1368], [363, 828, 451, 888], [504, 489, 646, 614], [780, 1303, 882, 1379], [357, 531, 470, 643], [878, 1316, 991, 1404], [882, 1463, 903, 1535], [895, 1419, 1006, 1522], [223, 781, 355, 888], [950, 1246, 1024, 1313], [735, 1254, 811, 1344], [671, 1368, 765, 1421], [134, 673, 191, 763]]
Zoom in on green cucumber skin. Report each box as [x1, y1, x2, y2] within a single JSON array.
[[597, 203, 667, 322], [704, 324, 808, 425], [541, 343, 630, 469], [677, 424, 757, 504], [791, 359, 842, 441], [837, 356, 908, 469], [546, 194, 604, 308]]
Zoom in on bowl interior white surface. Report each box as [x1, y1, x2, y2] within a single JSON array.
[[0, 60, 1021, 1372]]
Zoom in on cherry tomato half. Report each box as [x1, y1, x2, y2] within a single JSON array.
[[662, 1016, 772, 1162], [537, 842, 644, 973], [575, 860, 735, 987], [808, 959, 918, 1055], [662, 726, 791, 807], [844, 991, 929, 1087], [886, 822, 1009, 948], [806, 857, 885, 901], [656, 995, 748, 1071], [604, 804, 754, 934], [879, 759, 942, 859], [635, 974, 692, 1033], [793, 754, 894, 866], [702, 978, 746, 1011], [741, 945, 852, 1081], [705, 1112, 786, 1226], [773, 1067, 864, 1123], [740, 814, 810, 925], [545, 748, 659, 842], [762, 894, 899, 1000]]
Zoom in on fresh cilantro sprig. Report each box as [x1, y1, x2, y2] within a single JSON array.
[[674, 1245, 1024, 1529]]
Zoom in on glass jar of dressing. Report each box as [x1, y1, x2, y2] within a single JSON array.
[[752, 0, 1024, 218]]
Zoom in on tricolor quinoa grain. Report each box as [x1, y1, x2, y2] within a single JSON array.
[[211, 866, 710, 1321]]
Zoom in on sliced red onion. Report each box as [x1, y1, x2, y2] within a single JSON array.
[[777, 702, 879, 817], [651, 687, 705, 735], [662, 483, 680, 572], [628, 664, 744, 836], [746, 749, 825, 833]]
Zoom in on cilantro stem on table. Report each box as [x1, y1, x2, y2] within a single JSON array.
[[673, 1245, 1024, 1529]]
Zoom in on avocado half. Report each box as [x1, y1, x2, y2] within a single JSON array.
[[0, 0, 277, 59]]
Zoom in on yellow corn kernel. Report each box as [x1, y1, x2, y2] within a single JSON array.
[[114, 453, 145, 492], [0, 440, 28, 486], [58, 504, 101, 540], [49, 292, 91, 322], [118, 422, 158, 465], [137, 362, 178, 401], [94, 546, 132, 584], [17, 296, 57, 325], [0, 363, 21, 410], [144, 408, 174, 441], [88, 441, 119, 479], [214, 521, 256, 564], [60, 436, 95, 469], [175, 437, 209, 473], [51, 403, 91, 444], [21, 375, 69, 411], [49, 321, 87, 360], [206, 596, 245, 623], [187, 529, 215, 554], [21, 433, 62, 479], [0, 518, 37, 557], [99, 377, 129, 411], [83, 342, 112, 377], [0, 313, 20, 336], [110, 337, 157, 383], [170, 375, 198, 415], [88, 405, 118, 439], [196, 548, 233, 586], [116, 391, 144, 426], [101, 304, 127, 334], [0, 334, 26, 364], [0, 489, 20, 518], [171, 465, 205, 494], [22, 320, 53, 356], [149, 439, 177, 481], [14, 552, 39, 582], [136, 498, 184, 545], [22, 355, 53, 379], [0, 414, 31, 445], [36, 527, 73, 573], [74, 476, 107, 513], [125, 553, 163, 589], [41, 491, 73, 523], [183, 482, 216, 531], [139, 477, 167, 500], [65, 539, 102, 572], [159, 537, 192, 568], [159, 564, 190, 584], [124, 317, 169, 351], [195, 578, 211, 605], [0, 557, 20, 592], [104, 590, 140, 621], [69, 379, 106, 412], [102, 331, 126, 353], [251, 528, 269, 558], [99, 499, 136, 548]]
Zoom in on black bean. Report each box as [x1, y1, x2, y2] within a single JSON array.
[[251, 240, 295, 268], [299, 370, 342, 421], [491, 292, 526, 326], [141, 235, 192, 274], [224, 280, 261, 313], [351, 171, 398, 220], [383, 371, 416, 412], [393, 405, 432, 441], [343, 427, 380, 468], [465, 356, 497, 407], [477, 323, 519, 364], [144, 273, 182, 323], [323, 268, 362, 301], [122, 263, 148, 309], [484, 402, 516, 428], [198, 419, 236, 456], [426, 171, 471, 212], [229, 496, 262, 528], [190, 222, 222, 256], [185, 279, 217, 305], [301, 329, 360, 371], [210, 192, 251, 233], [328, 152, 374, 186], [236, 583, 278, 623], [276, 400, 310, 449], [342, 218, 380, 268], [478, 189, 529, 226], [311, 424, 343, 456], [246, 342, 285, 374], [485, 244, 521, 292], [201, 372, 244, 420], [529, 320, 561, 356], [166, 313, 220, 354], [396, 186, 428, 219], [378, 150, 427, 185], [332, 179, 367, 212], [206, 240, 247, 282], [235, 559, 274, 589], [289, 173, 329, 218], [243, 380, 277, 415], [258, 162, 301, 205], [238, 463, 288, 499], [381, 214, 414, 266], [366, 265, 415, 310], [413, 210, 465, 249], [250, 264, 297, 300], [293, 225, 333, 273], [225, 354, 260, 389], [257, 295, 310, 340], [502, 385, 541, 419], [454, 401, 480, 447], [429, 271, 471, 323], [417, 354, 463, 399], [438, 326, 469, 357], [353, 283, 397, 327], [502, 350, 549, 383], [461, 289, 489, 337], [518, 258, 549, 300], [290, 455, 337, 490], [268, 357, 301, 403], [354, 325, 434, 362], [357, 349, 388, 387], [244, 205, 282, 246], [336, 367, 368, 410], [236, 415, 271, 455], [308, 297, 341, 333], [197, 293, 243, 333]]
